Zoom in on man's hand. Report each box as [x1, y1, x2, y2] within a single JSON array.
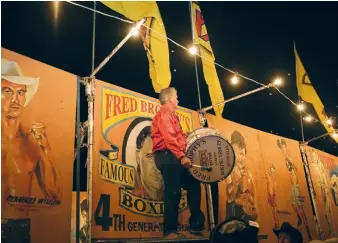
[[180, 156, 192, 169]]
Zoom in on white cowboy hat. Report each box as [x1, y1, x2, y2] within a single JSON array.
[[1, 58, 39, 106]]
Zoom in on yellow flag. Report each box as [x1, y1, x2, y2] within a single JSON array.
[[102, 1, 171, 93], [294, 46, 338, 143], [191, 1, 224, 118]]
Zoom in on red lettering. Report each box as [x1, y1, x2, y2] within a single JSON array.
[[185, 117, 191, 131], [113, 95, 122, 116], [130, 98, 138, 112], [155, 105, 161, 113], [148, 102, 154, 114], [175, 112, 181, 121], [122, 96, 129, 114], [105, 94, 113, 119], [141, 100, 147, 112]]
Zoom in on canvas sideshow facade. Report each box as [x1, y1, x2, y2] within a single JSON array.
[[303, 145, 338, 239], [1, 48, 76, 243], [91, 80, 208, 239], [206, 114, 318, 242]]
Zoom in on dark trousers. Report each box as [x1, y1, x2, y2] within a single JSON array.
[[154, 150, 205, 235]]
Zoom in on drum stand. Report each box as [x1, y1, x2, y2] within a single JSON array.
[[197, 82, 277, 231]]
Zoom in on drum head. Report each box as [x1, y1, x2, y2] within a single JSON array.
[[186, 135, 235, 183]]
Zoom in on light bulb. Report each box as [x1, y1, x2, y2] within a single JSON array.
[[131, 27, 138, 36], [304, 115, 313, 122], [189, 46, 197, 55], [297, 104, 304, 111], [231, 75, 239, 84], [273, 78, 282, 86]]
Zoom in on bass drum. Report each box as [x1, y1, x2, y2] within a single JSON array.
[[186, 128, 236, 184]]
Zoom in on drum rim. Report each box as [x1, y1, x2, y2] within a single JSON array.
[[186, 134, 236, 184]]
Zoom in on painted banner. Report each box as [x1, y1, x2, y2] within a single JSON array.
[[303, 146, 338, 239], [92, 81, 208, 240], [206, 114, 318, 242], [1, 48, 76, 243], [71, 192, 88, 243]]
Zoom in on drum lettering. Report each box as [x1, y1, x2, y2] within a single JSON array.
[[221, 165, 225, 176], [225, 145, 231, 167], [217, 140, 223, 159], [188, 140, 205, 159], [192, 169, 211, 181], [208, 152, 213, 166], [214, 152, 218, 165]]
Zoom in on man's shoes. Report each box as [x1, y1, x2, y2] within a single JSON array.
[[189, 225, 205, 235]]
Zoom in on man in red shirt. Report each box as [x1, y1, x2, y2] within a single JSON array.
[[152, 87, 205, 239]]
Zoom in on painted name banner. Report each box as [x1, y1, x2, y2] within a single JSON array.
[[102, 87, 193, 137]]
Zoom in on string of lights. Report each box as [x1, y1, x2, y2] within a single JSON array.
[[65, 1, 337, 140]]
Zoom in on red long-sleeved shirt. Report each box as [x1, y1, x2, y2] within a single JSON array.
[[151, 105, 186, 159]]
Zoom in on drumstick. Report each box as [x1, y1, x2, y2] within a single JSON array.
[[192, 164, 212, 172]]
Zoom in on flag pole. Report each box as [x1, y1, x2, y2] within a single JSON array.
[[189, 1, 215, 231], [189, 2, 202, 111], [299, 96, 305, 142], [294, 42, 305, 142], [294, 42, 323, 239]]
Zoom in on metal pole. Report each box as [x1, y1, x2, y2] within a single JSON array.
[[299, 97, 305, 142], [83, 4, 97, 242], [299, 145, 323, 239], [194, 56, 202, 110], [189, 1, 214, 230], [201, 84, 273, 112], [189, 2, 202, 110], [206, 184, 215, 229], [90, 18, 146, 78], [76, 77, 81, 243], [92, 1, 96, 72], [85, 78, 95, 243], [294, 42, 305, 142], [303, 130, 338, 145]]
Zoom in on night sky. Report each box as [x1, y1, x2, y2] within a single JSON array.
[[2, 1, 338, 191]]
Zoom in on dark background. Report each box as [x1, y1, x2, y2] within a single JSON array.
[[2, 1, 337, 199]]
